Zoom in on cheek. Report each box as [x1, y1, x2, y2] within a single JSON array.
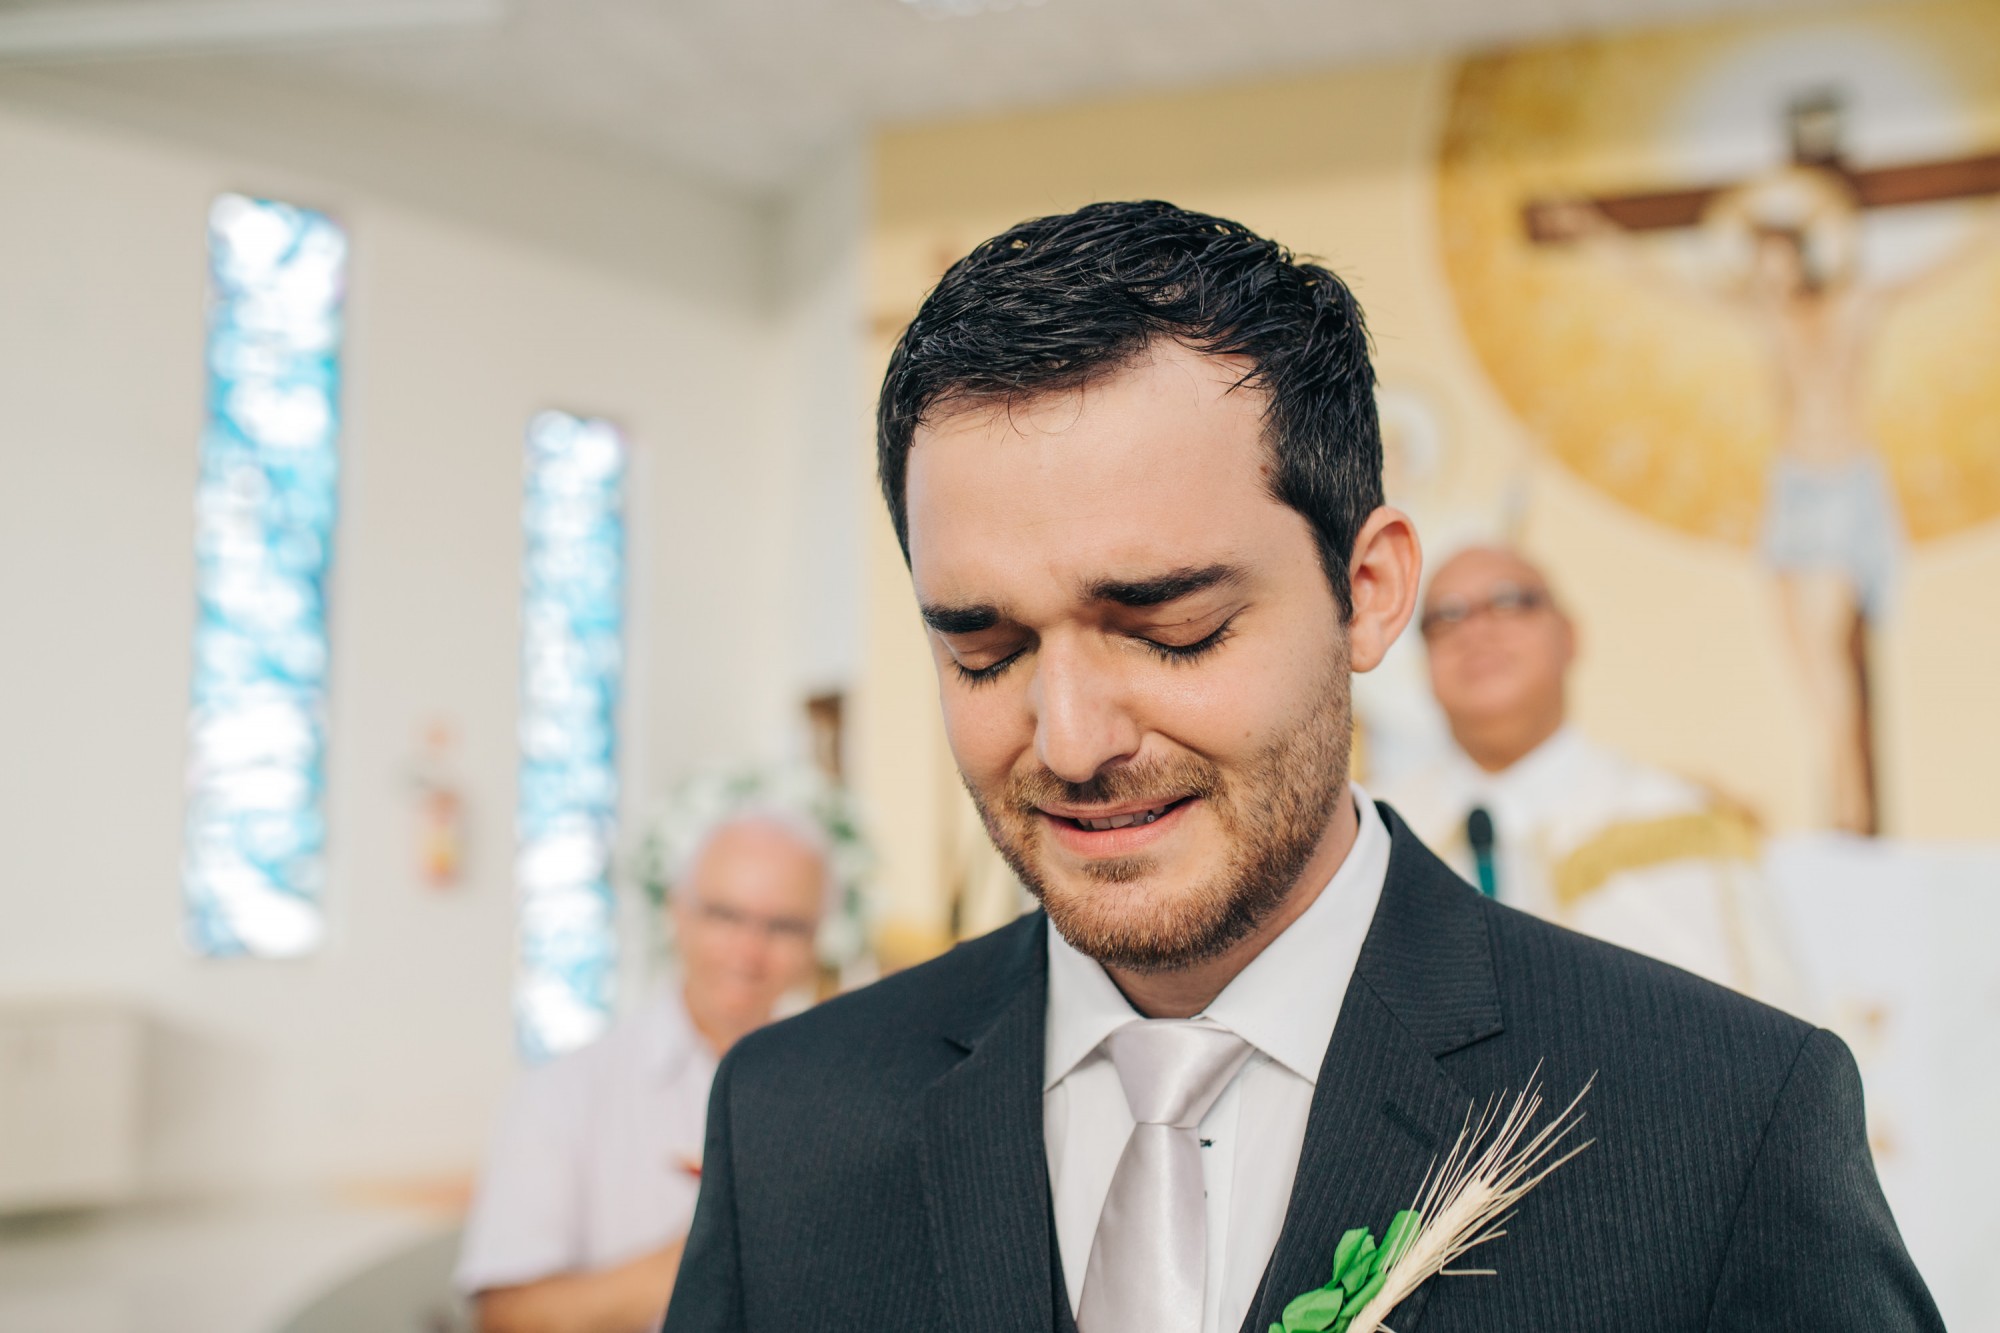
[[778, 941, 818, 984], [1518, 641, 1557, 684], [680, 927, 721, 973], [1150, 635, 1330, 756], [938, 682, 1030, 785], [1539, 627, 1574, 676], [1146, 673, 1255, 749], [1431, 647, 1479, 694], [687, 924, 759, 973], [1425, 649, 1452, 695]]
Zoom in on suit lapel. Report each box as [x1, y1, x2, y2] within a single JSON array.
[[918, 916, 1057, 1333], [1241, 806, 1505, 1333]]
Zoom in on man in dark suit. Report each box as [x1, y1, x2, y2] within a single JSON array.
[[664, 201, 1940, 1332]]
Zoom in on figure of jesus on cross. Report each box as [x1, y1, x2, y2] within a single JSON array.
[[1526, 90, 2000, 836]]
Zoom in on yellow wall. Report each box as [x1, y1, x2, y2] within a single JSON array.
[[857, 6, 2000, 956]]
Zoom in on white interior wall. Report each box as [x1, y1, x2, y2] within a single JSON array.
[[771, 141, 869, 705], [0, 86, 838, 1193]]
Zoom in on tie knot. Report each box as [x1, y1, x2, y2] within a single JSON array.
[[1101, 1020, 1252, 1129]]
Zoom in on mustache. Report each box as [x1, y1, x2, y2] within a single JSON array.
[[1005, 757, 1222, 813]]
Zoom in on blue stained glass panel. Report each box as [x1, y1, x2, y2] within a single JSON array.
[[184, 194, 346, 959], [516, 411, 627, 1061]]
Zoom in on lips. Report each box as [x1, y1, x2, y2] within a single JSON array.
[[1045, 795, 1191, 829], [1072, 801, 1176, 831], [1038, 795, 1198, 857]]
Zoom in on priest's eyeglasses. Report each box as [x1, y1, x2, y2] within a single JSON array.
[[688, 897, 817, 944], [1419, 582, 1551, 640]]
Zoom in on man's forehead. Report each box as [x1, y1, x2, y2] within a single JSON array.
[[915, 341, 1260, 436], [694, 820, 824, 879], [905, 345, 1283, 580], [1427, 548, 1549, 600]]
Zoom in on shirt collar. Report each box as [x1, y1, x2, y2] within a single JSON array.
[[1203, 786, 1389, 1082], [1448, 724, 1586, 837], [1440, 723, 1581, 802], [1044, 922, 1142, 1092], [1042, 785, 1392, 1090], [1490, 725, 1586, 806], [646, 982, 709, 1085]]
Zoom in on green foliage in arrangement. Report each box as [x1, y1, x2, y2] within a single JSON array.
[[1271, 1210, 1422, 1333]]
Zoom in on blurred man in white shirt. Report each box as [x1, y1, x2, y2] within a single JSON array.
[[458, 813, 828, 1333], [1381, 545, 1800, 1007]]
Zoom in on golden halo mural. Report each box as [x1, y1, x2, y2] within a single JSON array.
[[1436, 3, 2000, 546]]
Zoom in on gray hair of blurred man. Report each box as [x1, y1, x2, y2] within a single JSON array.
[[670, 806, 839, 919]]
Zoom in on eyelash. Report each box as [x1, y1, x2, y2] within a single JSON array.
[[952, 651, 1024, 686], [1144, 619, 1235, 664], [949, 619, 1236, 686]]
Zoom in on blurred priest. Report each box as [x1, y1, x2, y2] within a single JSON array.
[[1380, 545, 1801, 1009]]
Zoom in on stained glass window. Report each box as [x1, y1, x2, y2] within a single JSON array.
[[515, 412, 628, 1060], [184, 195, 346, 959]]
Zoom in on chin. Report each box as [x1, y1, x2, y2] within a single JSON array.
[[1453, 688, 1531, 729], [1036, 863, 1263, 973], [710, 989, 775, 1022]]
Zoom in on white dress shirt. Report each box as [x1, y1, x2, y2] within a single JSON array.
[[456, 983, 716, 1293], [1044, 787, 1390, 1333]]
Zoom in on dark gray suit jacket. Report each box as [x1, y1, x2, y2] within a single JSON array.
[[663, 806, 1941, 1331]]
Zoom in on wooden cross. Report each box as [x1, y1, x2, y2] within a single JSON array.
[[1525, 90, 2000, 242]]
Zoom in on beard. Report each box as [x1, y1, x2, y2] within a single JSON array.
[[965, 659, 1353, 974]]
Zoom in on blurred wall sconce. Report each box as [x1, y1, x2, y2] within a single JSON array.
[[411, 720, 467, 892]]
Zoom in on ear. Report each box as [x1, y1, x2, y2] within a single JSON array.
[[1347, 506, 1421, 674]]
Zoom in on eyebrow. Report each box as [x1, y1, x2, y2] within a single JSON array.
[[920, 563, 1246, 635], [1084, 563, 1246, 608], [920, 602, 1002, 634]]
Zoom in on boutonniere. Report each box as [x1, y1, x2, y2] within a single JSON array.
[[1272, 1072, 1593, 1333]]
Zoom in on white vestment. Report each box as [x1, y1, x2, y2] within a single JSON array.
[[1380, 727, 1802, 1011]]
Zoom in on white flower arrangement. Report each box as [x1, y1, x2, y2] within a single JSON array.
[[631, 764, 874, 975]]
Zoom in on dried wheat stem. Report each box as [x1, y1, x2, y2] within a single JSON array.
[[1344, 1068, 1595, 1333]]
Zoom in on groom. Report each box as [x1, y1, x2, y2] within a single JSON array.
[[662, 202, 1939, 1332]]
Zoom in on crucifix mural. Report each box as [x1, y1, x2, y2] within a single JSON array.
[[1521, 92, 2000, 836]]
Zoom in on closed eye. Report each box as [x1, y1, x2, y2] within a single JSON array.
[[948, 615, 1235, 682], [950, 646, 1027, 686], [1140, 617, 1236, 663]]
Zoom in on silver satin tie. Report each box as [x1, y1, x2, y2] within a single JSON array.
[[1076, 1020, 1253, 1333]]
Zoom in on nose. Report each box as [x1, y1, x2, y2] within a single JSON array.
[[1029, 638, 1142, 784]]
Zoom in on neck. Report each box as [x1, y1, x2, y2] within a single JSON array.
[[1104, 790, 1360, 1019], [1453, 707, 1565, 775]]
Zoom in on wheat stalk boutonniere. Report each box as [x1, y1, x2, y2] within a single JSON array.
[[1272, 1069, 1594, 1333]]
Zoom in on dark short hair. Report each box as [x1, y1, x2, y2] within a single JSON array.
[[876, 199, 1383, 618]]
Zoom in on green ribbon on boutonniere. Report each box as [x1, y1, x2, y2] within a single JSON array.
[[1274, 1069, 1595, 1333], [1271, 1209, 1422, 1333]]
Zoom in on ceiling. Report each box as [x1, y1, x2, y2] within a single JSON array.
[[2, 0, 1888, 197]]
